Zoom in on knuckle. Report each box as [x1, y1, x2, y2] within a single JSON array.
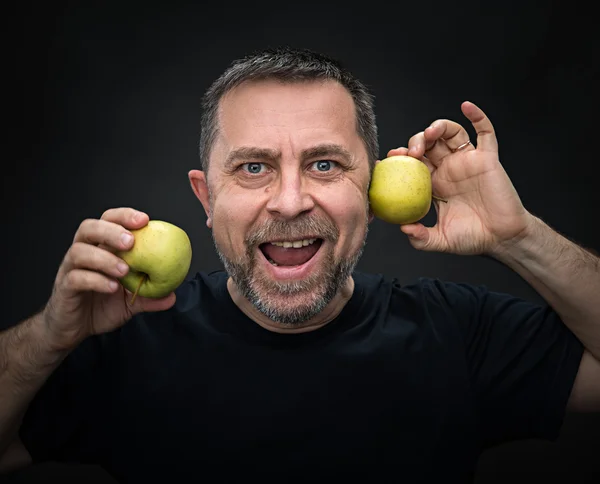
[[101, 207, 134, 223], [79, 218, 96, 231], [64, 269, 80, 289], [68, 242, 84, 265], [77, 218, 98, 243]]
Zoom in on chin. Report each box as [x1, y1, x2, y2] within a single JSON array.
[[244, 257, 336, 324], [215, 218, 367, 325], [250, 291, 332, 326]]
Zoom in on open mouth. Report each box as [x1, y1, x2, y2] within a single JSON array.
[[259, 238, 323, 267]]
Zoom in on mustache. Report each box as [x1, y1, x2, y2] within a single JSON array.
[[245, 216, 339, 247]]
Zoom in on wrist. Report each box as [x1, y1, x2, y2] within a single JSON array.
[[39, 306, 88, 353], [490, 212, 543, 264], [3, 314, 69, 389]]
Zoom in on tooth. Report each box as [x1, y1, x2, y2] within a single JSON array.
[[270, 238, 318, 248]]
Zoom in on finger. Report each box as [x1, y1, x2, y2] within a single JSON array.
[[427, 119, 474, 154], [420, 155, 435, 174], [62, 268, 120, 295], [386, 147, 409, 157], [461, 101, 498, 152], [96, 209, 148, 253], [422, 137, 453, 165], [101, 207, 149, 228], [73, 218, 136, 252], [63, 242, 130, 279], [407, 132, 437, 159], [399, 223, 444, 252], [385, 147, 434, 174], [128, 291, 177, 314]]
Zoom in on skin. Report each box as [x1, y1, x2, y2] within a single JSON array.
[[1, 85, 598, 474], [188, 79, 372, 333], [390, 101, 599, 411]]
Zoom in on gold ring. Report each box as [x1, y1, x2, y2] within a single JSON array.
[[454, 140, 472, 152]]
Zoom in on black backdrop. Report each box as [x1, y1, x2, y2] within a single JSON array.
[[4, 1, 599, 483]]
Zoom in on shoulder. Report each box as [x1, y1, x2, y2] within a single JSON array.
[[353, 271, 487, 308], [171, 270, 229, 312]]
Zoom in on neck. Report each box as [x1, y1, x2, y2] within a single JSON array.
[[227, 276, 355, 334]]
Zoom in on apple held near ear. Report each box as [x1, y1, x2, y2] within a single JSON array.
[[369, 155, 442, 225], [115, 220, 192, 302]]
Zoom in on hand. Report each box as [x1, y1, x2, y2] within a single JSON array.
[[388, 101, 534, 256], [41, 208, 176, 351]]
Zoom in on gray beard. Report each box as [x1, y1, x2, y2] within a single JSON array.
[[212, 216, 368, 326]]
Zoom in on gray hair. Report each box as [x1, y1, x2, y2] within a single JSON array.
[[198, 47, 378, 173]]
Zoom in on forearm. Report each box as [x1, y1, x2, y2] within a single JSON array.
[[0, 313, 68, 455], [493, 214, 600, 359]]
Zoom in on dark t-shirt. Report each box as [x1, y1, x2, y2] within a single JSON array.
[[19, 270, 583, 483]]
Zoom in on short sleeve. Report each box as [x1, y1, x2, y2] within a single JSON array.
[[19, 333, 112, 464], [430, 279, 584, 448]]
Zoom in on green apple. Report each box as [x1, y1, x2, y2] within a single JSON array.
[[115, 220, 192, 301], [369, 155, 433, 224]]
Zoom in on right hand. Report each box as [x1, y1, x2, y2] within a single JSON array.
[[41, 207, 176, 351]]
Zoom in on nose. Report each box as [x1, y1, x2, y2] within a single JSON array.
[[265, 169, 315, 219]]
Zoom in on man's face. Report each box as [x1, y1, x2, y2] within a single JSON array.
[[196, 79, 371, 325]]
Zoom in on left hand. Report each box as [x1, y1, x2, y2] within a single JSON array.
[[389, 101, 534, 256]]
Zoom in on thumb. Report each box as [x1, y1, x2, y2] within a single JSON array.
[[126, 290, 177, 314], [399, 223, 442, 251]]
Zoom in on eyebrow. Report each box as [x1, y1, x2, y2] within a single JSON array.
[[224, 143, 352, 169], [224, 147, 280, 170]]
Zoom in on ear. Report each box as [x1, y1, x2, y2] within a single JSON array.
[[188, 170, 212, 228], [367, 168, 375, 224], [368, 208, 375, 224]]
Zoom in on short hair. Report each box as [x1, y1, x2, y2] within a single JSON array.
[[198, 47, 378, 173]]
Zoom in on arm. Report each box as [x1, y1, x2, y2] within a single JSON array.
[[492, 215, 600, 411], [0, 313, 69, 470], [1, 208, 175, 472], [392, 100, 599, 412]]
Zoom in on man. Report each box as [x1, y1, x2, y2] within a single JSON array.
[[0, 47, 598, 483]]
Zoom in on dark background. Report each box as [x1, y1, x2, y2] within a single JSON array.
[[3, 0, 599, 483]]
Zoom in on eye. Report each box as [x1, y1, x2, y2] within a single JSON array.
[[311, 160, 337, 172], [242, 162, 265, 174]]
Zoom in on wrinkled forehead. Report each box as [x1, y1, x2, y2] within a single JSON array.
[[216, 79, 359, 144]]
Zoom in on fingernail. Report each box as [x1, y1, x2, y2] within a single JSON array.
[[121, 233, 133, 246], [117, 262, 129, 274]]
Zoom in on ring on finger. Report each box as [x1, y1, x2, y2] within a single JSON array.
[[452, 140, 473, 152]]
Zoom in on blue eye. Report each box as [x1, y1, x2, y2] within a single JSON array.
[[313, 160, 335, 172], [243, 163, 264, 174]]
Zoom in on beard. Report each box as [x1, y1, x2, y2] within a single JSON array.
[[212, 213, 368, 327]]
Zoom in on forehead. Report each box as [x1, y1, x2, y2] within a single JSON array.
[[216, 79, 359, 148]]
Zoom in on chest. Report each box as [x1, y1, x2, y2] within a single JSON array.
[[101, 327, 478, 481]]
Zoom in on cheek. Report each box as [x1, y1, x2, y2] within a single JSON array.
[[210, 191, 262, 251], [323, 193, 369, 246]]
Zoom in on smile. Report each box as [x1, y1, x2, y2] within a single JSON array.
[[257, 237, 325, 281], [269, 238, 318, 249]]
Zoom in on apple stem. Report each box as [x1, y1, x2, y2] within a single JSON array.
[[130, 274, 147, 305], [432, 195, 448, 203]]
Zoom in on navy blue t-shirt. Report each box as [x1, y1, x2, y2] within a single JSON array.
[[19, 271, 584, 483]]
